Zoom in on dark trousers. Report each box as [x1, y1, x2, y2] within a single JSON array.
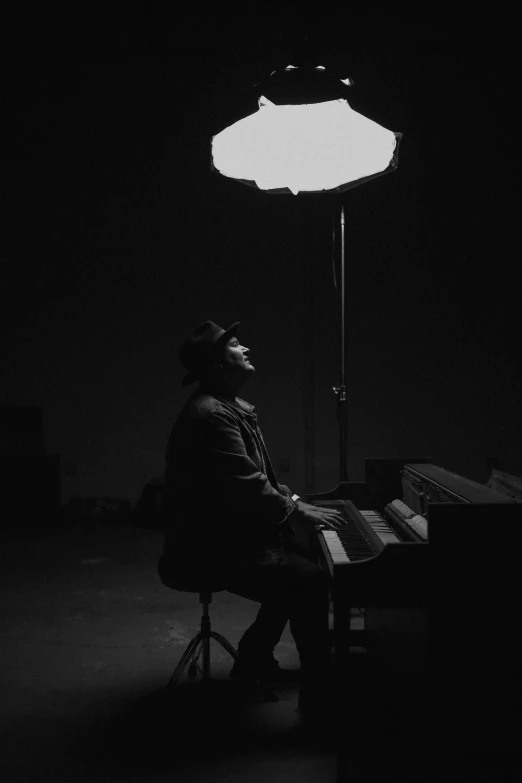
[[224, 537, 332, 681]]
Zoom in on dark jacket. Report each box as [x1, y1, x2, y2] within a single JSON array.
[[161, 389, 297, 584]]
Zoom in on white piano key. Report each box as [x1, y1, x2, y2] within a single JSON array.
[[360, 510, 401, 544]]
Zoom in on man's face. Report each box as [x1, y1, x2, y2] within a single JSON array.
[[221, 335, 255, 381]]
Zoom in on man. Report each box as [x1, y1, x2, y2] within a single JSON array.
[[159, 320, 345, 715]]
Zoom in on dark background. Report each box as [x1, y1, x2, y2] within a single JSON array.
[[1, 4, 519, 509]]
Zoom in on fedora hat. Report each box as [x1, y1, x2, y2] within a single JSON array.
[[179, 320, 240, 386]]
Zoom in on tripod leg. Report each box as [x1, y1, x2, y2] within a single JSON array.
[[166, 633, 203, 688], [210, 631, 239, 661], [202, 633, 211, 680]]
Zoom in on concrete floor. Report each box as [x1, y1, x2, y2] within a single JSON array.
[[0, 519, 511, 783], [1, 519, 341, 783]]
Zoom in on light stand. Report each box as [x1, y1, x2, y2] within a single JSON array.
[[333, 202, 348, 482]]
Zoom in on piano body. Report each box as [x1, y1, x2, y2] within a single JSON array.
[[308, 458, 522, 779]]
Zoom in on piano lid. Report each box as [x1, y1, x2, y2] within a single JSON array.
[[404, 463, 515, 504]]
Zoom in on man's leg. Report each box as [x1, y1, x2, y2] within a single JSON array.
[[224, 565, 290, 665], [225, 541, 331, 678]]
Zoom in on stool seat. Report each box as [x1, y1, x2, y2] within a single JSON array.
[[158, 554, 226, 594]]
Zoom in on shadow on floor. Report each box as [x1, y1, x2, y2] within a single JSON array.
[[72, 677, 338, 782]]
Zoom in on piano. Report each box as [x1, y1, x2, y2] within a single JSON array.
[[308, 458, 522, 780]]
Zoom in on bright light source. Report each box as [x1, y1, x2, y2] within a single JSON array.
[[211, 96, 399, 195]]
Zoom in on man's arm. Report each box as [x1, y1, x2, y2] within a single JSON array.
[[202, 409, 346, 531], [202, 409, 295, 528]]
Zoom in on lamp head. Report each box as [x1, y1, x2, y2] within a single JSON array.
[[253, 64, 353, 106]]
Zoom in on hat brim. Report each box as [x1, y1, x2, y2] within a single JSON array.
[[182, 321, 240, 386]]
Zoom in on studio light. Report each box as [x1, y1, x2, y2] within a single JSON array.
[[212, 79, 399, 195], [210, 55, 402, 484]]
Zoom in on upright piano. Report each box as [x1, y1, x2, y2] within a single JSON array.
[[308, 458, 522, 780]]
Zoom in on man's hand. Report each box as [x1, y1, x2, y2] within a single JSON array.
[[294, 500, 345, 531]]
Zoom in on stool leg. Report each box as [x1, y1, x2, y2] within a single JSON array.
[[202, 633, 211, 680], [167, 632, 203, 688], [165, 598, 242, 690], [210, 630, 239, 661], [200, 603, 211, 681]]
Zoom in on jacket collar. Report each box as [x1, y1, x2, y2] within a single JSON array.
[[233, 396, 255, 415], [213, 394, 256, 420]]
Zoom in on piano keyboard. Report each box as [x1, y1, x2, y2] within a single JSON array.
[[359, 510, 403, 546], [316, 501, 401, 572]]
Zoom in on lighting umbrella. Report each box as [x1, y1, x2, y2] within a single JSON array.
[[211, 58, 401, 485]]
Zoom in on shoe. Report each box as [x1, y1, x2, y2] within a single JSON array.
[[229, 655, 300, 687]]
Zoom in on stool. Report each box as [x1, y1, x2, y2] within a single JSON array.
[[166, 588, 239, 688], [158, 555, 277, 700], [158, 559, 278, 701]]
